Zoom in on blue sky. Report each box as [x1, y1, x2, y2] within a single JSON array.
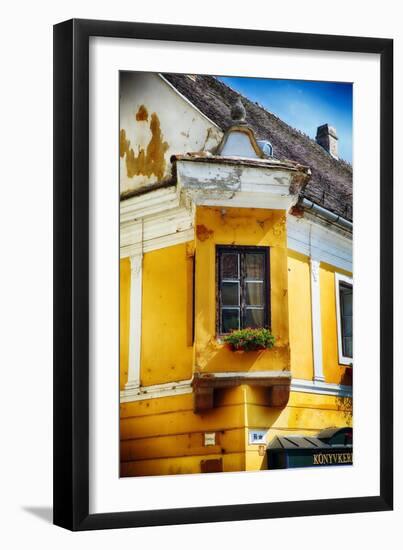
[[218, 77, 353, 163]]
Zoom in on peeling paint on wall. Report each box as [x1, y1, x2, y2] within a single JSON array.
[[136, 104, 148, 121], [119, 72, 223, 194], [120, 112, 169, 180], [196, 224, 214, 242], [201, 126, 222, 152], [272, 216, 287, 237]]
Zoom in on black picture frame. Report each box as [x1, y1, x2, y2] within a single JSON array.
[[53, 18, 393, 531]]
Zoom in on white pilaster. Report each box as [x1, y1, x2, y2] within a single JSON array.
[[125, 254, 143, 390], [310, 258, 325, 382]]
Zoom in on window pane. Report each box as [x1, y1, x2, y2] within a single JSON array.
[[221, 253, 239, 279], [245, 253, 264, 280], [342, 316, 352, 338], [245, 282, 264, 306], [340, 283, 353, 358], [217, 247, 269, 334], [341, 286, 352, 315], [221, 282, 239, 306], [245, 308, 264, 328], [222, 309, 240, 332], [343, 337, 353, 358]]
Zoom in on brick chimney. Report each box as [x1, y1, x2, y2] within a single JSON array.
[[316, 124, 338, 160]]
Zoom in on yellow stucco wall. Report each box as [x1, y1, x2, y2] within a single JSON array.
[[120, 389, 247, 476], [120, 208, 353, 476], [120, 257, 131, 390], [141, 242, 194, 386], [287, 250, 314, 380], [194, 206, 290, 374], [120, 385, 352, 476]]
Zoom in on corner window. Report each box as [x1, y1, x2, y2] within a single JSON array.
[[335, 273, 353, 365], [216, 246, 270, 334]]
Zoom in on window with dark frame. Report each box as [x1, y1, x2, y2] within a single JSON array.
[[339, 282, 353, 358], [217, 246, 270, 334]]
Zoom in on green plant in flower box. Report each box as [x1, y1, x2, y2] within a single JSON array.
[[223, 327, 275, 351]]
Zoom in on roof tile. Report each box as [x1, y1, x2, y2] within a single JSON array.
[[163, 73, 353, 221]]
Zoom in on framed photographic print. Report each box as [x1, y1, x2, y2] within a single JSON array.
[[53, 19, 393, 530]]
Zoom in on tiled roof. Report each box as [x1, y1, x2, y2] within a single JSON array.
[[163, 73, 353, 221]]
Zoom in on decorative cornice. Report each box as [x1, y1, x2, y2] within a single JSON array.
[[120, 375, 352, 404], [120, 196, 194, 258], [288, 215, 352, 272], [118, 172, 352, 270], [120, 185, 181, 223], [120, 379, 193, 403], [291, 378, 352, 397], [175, 157, 308, 213]]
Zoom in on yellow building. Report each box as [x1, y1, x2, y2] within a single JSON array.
[[119, 73, 353, 476]]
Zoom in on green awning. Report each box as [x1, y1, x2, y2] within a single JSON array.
[[267, 427, 353, 469]]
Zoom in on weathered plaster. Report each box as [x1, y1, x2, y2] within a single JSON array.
[[120, 72, 223, 194], [120, 111, 169, 181]]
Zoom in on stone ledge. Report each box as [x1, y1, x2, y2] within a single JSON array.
[[192, 370, 291, 413]]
